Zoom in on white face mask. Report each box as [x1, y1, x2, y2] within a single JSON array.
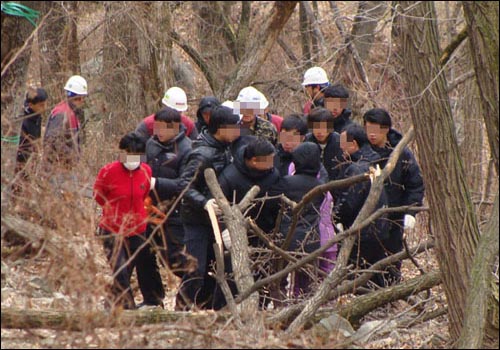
[[123, 161, 140, 171]]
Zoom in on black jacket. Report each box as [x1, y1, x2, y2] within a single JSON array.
[[304, 131, 346, 200], [333, 108, 355, 134], [371, 129, 424, 220], [333, 144, 389, 241], [218, 144, 282, 237], [280, 142, 325, 253], [179, 131, 233, 226], [17, 105, 42, 163], [146, 131, 192, 224]]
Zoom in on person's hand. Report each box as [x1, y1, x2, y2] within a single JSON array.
[[404, 214, 416, 230], [150, 177, 156, 191], [204, 198, 221, 215], [221, 229, 232, 249]]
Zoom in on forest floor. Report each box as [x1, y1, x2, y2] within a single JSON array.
[[1, 228, 450, 349]]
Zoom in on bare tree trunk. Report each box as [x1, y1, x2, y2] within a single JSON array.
[[222, 1, 297, 99], [463, 2, 499, 176], [38, 1, 78, 106], [351, 1, 387, 62], [299, 2, 312, 67], [395, 1, 481, 341], [101, 2, 159, 137], [456, 194, 499, 348]]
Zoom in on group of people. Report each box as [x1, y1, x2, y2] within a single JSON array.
[[14, 66, 424, 311]]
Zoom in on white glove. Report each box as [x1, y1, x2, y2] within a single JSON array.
[[150, 177, 156, 191], [221, 229, 232, 249], [335, 223, 344, 233], [404, 214, 416, 230], [204, 198, 221, 215], [369, 164, 382, 184]]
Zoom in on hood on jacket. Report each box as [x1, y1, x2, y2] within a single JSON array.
[[196, 96, 221, 123], [387, 128, 403, 147], [233, 143, 276, 179], [292, 142, 321, 176]]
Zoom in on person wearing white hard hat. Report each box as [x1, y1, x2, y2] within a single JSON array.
[[135, 87, 198, 144], [44, 75, 88, 170], [234, 86, 278, 145], [301, 66, 330, 115], [255, 89, 283, 132]]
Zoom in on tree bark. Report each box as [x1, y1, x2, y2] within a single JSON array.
[[38, 1, 80, 106], [456, 194, 499, 348], [395, 1, 481, 341], [463, 2, 499, 176], [351, 1, 388, 62], [337, 270, 442, 325], [0, 308, 231, 331], [222, 1, 297, 99], [101, 2, 159, 137]]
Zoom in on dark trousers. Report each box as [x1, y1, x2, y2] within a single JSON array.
[[148, 222, 190, 279], [177, 224, 226, 309], [381, 220, 404, 284], [349, 237, 389, 287], [99, 229, 165, 309]]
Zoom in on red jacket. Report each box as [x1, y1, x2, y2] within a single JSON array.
[[268, 114, 283, 132], [93, 161, 152, 236], [143, 113, 195, 138]]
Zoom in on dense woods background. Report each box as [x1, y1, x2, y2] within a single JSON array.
[[1, 1, 498, 348]]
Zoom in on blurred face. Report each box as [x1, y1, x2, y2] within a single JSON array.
[[325, 97, 348, 118], [247, 154, 275, 171], [154, 121, 180, 143], [217, 124, 240, 143], [29, 100, 47, 115], [311, 121, 332, 144], [70, 95, 86, 109], [340, 131, 358, 155], [304, 85, 321, 100], [279, 129, 304, 153], [364, 121, 389, 147], [118, 153, 146, 162], [238, 102, 263, 125]]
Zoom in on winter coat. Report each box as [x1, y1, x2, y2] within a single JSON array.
[[94, 161, 152, 236], [179, 131, 233, 226], [218, 143, 282, 237], [17, 105, 42, 163], [304, 131, 345, 200], [371, 129, 425, 220], [135, 114, 198, 144], [239, 116, 278, 145], [43, 100, 81, 168], [264, 112, 283, 132], [280, 142, 328, 253], [274, 143, 329, 182], [333, 144, 390, 241], [146, 132, 192, 225], [333, 109, 356, 134]]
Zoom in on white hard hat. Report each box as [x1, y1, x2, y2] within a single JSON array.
[[256, 89, 269, 109], [162, 87, 188, 112], [221, 100, 234, 109], [301, 66, 329, 86], [64, 75, 88, 95], [236, 86, 266, 109]]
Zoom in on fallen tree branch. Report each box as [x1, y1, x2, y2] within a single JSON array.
[[336, 270, 442, 325], [0, 308, 230, 331]]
